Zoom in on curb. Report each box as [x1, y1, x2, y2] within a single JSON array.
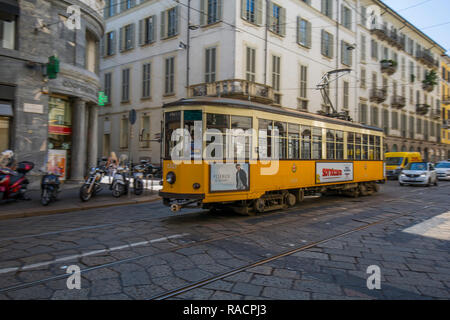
[[0, 196, 162, 221]]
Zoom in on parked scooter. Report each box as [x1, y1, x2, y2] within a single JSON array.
[[80, 165, 107, 202], [111, 165, 130, 198], [40, 171, 61, 206], [0, 161, 34, 202], [132, 163, 145, 196]]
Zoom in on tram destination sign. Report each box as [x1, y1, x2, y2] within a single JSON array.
[[315, 162, 354, 184]]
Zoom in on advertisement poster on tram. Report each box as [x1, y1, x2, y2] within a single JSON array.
[[210, 163, 249, 192], [316, 162, 353, 184], [47, 149, 67, 180]]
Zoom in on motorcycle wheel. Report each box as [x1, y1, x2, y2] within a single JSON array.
[[41, 189, 50, 206], [134, 179, 144, 195], [79, 184, 92, 202], [112, 182, 124, 198]]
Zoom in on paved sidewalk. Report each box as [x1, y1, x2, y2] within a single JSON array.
[[0, 183, 161, 221]]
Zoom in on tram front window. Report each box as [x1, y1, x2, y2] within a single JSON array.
[[164, 111, 181, 159]]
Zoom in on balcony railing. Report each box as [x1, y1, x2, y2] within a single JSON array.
[[391, 95, 406, 109], [443, 119, 450, 129], [442, 95, 450, 105], [370, 24, 388, 40], [189, 79, 274, 104], [380, 60, 397, 75], [370, 88, 387, 103], [416, 50, 439, 68], [430, 109, 441, 119], [416, 104, 430, 116]]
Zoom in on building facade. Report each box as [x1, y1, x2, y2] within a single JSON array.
[[99, 0, 448, 164], [441, 55, 450, 159], [0, 0, 104, 184]]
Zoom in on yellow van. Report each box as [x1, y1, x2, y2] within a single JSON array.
[[385, 152, 423, 179]]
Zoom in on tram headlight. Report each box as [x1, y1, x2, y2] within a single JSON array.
[[193, 183, 200, 189], [166, 171, 176, 184]]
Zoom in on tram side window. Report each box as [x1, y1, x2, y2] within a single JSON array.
[[312, 127, 322, 159], [206, 113, 229, 159], [184, 110, 203, 159], [164, 111, 181, 159], [368, 135, 375, 160], [375, 136, 381, 160], [362, 134, 369, 160], [276, 121, 287, 160], [355, 133, 362, 160], [301, 126, 311, 159], [231, 116, 252, 160], [258, 119, 272, 159], [288, 123, 300, 160], [336, 131, 344, 159], [347, 132, 355, 160], [326, 129, 336, 160]]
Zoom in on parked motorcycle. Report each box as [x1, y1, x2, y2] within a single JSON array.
[[40, 171, 61, 206], [132, 163, 146, 196], [79, 165, 107, 202], [0, 161, 34, 202], [111, 165, 130, 198]]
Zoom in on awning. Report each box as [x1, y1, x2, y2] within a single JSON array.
[[0, 0, 20, 22], [0, 103, 13, 117]]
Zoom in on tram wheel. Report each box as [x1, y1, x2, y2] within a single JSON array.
[[285, 193, 296, 207], [359, 184, 369, 196], [254, 198, 265, 213]]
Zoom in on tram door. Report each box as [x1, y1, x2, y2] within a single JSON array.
[[183, 110, 203, 160]]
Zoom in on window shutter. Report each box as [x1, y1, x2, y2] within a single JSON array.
[[280, 7, 286, 36], [330, 33, 334, 58], [321, 30, 325, 56], [200, 0, 206, 25], [100, 35, 105, 57], [321, 0, 326, 14], [112, 0, 116, 16], [160, 10, 166, 39], [256, 0, 263, 25], [296, 17, 300, 44], [175, 6, 179, 35], [218, 0, 223, 21], [306, 21, 311, 47], [341, 41, 345, 64], [241, 0, 246, 20], [268, 2, 274, 29], [130, 23, 135, 49], [341, 4, 344, 25], [111, 30, 116, 55], [119, 27, 124, 52], [131, 0, 135, 8], [349, 47, 353, 66], [139, 19, 144, 45], [151, 15, 157, 42]]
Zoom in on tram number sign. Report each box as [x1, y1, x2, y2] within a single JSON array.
[[315, 162, 353, 184]]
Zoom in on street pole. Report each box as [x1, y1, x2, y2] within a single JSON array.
[[186, 0, 191, 96]]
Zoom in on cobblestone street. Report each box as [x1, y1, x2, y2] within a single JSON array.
[[0, 181, 448, 300]]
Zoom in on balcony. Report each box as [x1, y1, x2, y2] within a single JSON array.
[[370, 24, 388, 41], [416, 50, 439, 68], [442, 95, 450, 105], [391, 95, 406, 109], [188, 79, 274, 104], [387, 31, 404, 50], [443, 119, 450, 129], [380, 60, 397, 75], [422, 83, 434, 92], [431, 109, 441, 120], [370, 88, 387, 103], [416, 104, 430, 116]]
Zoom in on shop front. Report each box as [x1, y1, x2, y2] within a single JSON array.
[[48, 96, 72, 180]]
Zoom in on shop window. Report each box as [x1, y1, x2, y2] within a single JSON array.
[[0, 18, 16, 50]]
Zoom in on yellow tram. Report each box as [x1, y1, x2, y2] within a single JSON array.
[[159, 98, 385, 214]]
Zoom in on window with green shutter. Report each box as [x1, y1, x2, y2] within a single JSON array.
[[321, 30, 333, 58], [297, 17, 311, 48], [269, 2, 285, 36], [201, 0, 223, 25], [241, 0, 263, 25], [161, 6, 179, 39]]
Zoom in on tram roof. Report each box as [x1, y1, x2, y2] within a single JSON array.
[[163, 97, 383, 133]]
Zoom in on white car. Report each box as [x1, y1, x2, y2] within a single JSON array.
[[399, 162, 438, 187], [435, 161, 450, 181]]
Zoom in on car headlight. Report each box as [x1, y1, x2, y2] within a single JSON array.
[[400, 174, 405, 177], [420, 173, 426, 177], [166, 171, 176, 184]]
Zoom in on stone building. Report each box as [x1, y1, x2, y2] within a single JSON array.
[[0, 0, 104, 184], [99, 0, 448, 164]]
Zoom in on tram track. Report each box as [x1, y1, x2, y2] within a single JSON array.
[[0, 192, 421, 297], [150, 206, 425, 300]]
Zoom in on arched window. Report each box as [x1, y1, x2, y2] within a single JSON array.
[[409, 146, 414, 152], [392, 144, 398, 152], [401, 145, 407, 152]]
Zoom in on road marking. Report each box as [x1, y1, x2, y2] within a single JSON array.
[[0, 233, 189, 274], [403, 211, 450, 241]]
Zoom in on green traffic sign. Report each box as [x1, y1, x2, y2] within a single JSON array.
[[98, 91, 108, 106]]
